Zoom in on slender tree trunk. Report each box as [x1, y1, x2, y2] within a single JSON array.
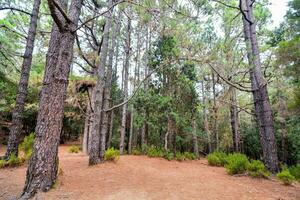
[[212, 72, 219, 151], [192, 116, 199, 157], [229, 87, 241, 152], [107, 110, 114, 148], [201, 80, 212, 153], [5, 0, 41, 159], [241, 0, 279, 172], [120, 13, 131, 154], [99, 12, 118, 161], [89, 0, 113, 165], [82, 87, 92, 154], [128, 110, 133, 153], [21, 0, 82, 197]]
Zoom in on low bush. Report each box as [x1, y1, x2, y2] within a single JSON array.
[[7, 154, 22, 167], [0, 160, 6, 168], [247, 160, 270, 178], [19, 132, 35, 160], [207, 151, 228, 166], [141, 144, 148, 154], [164, 151, 174, 161], [132, 148, 142, 155], [147, 146, 164, 158], [105, 147, 120, 162], [68, 145, 80, 153], [175, 152, 185, 161], [277, 169, 295, 185], [183, 152, 197, 160], [225, 153, 249, 175], [289, 164, 300, 181]]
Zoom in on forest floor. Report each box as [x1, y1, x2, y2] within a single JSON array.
[[0, 145, 299, 200]]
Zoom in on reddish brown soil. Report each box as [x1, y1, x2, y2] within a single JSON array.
[[0, 146, 299, 200]]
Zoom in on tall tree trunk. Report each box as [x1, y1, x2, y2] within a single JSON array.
[[201, 80, 212, 153], [21, 0, 82, 197], [5, 0, 41, 159], [82, 87, 92, 154], [107, 110, 114, 148], [89, 0, 114, 165], [229, 87, 241, 152], [212, 72, 219, 151], [192, 116, 199, 157], [241, 0, 279, 172], [120, 13, 131, 154]]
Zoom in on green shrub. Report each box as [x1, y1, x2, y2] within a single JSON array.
[[207, 151, 228, 166], [277, 169, 295, 185], [132, 148, 142, 155], [184, 152, 197, 160], [0, 160, 6, 168], [164, 151, 174, 161], [289, 164, 300, 181], [141, 144, 148, 154], [105, 147, 120, 162], [225, 153, 249, 175], [68, 145, 80, 153], [147, 146, 164, 158], [19, 132, 35, 160], [247, 160, 270, 178], [175, 152, 185, 161], [7, 154, 22, 167]]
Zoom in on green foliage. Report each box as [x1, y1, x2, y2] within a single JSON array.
[[68, 145, 80, 153], [132, 148, 142, 155], [289, 164, 300, 181], [0, 160, 6, 168], [19, 132, 35, 160], [247, 160, 270, 178], [225, 153, 249, 175], [7, 153, 22, 167], [175, 152, 185, 161], [105, 147, 120, 162], [183, 152, 197, 160], [164, 151, 174, 161], [277, 169, 296, 185], [147, 146, 164, 158], [207, 151, 228, 166]]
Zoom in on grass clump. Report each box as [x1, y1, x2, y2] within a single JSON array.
[[7, 153, 22, 167], [19, 132, 35, 160], [132, 148, 142, 155], [289, 164, 300, 181], [247, 160, 270, 178], [175, 152, 185, 161], [225, 153, 249, 175], [68, 145, 80, 153], [183, 152, 197, 160], [105, 147, 120, 162], [0, 160, 6, 168], [147, 146, 164, 158], [164, 151, 174, 161], [277, 169, 295, 185], [207, 151, 228, 166]]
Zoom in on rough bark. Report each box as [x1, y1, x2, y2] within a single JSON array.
[[89, 0, 113, 165], [5, 0, 41, 159], [99, 12, 118, 160], [229, 87, 241, 152], [120, 13, 131, 154], [241, 0, 279, 172], [192, 116, 199, 157], [21, 0, 82, 197]]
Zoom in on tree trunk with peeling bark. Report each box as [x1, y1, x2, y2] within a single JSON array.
[[241, 0, 279, 172], [21, 0, 82, 197], [5, 0, 41, 160]]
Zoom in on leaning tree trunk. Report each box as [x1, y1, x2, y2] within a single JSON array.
[[229, 87, 241, 152], [241, 0, 279, 172], [5, 0, 41, 160], [21, 0, 82, 198], [119, 13, 131, 154], [89, 0, 113, 165]]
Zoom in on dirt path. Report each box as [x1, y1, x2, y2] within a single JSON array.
[[0, 146, 299, 200]]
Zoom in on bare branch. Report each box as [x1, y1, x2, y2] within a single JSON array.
[[0, 7, 31, 15]]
